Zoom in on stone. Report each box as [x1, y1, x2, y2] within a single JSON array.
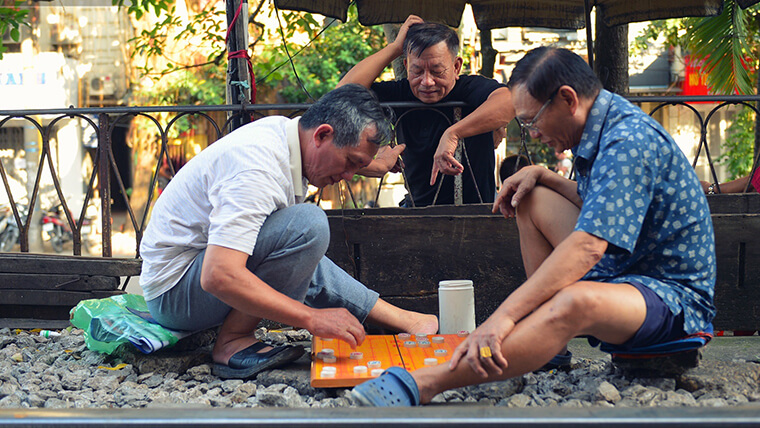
[[505, 393, 532, 408], [596, 381, 621, 403], [660, 390, 697, 407], [257, 368, 316, 396], [83, 375, 120, 393]]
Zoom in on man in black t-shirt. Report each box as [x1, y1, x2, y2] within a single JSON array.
[[339, 16, 514, 206]]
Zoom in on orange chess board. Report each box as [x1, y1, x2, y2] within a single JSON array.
[[311, 334, 466, 388]]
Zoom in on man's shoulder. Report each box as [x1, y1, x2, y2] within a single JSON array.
[[447, 74, 504, 103], [371, 79, 412, 101]]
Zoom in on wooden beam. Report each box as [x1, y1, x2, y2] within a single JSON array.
[[0, 274, 118, 291], [0, 254, 141, 276]]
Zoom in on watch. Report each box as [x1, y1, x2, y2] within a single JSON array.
[[707, 183, 716, 195]]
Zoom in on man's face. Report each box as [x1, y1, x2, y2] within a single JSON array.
[[512, 84, 577, 153], [305, 126, 379, 188], [405, 41, 463, 104]]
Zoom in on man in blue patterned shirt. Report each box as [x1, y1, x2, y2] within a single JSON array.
[[351, 47, 716, 407]]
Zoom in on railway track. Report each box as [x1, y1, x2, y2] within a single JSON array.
[[3, 406, 760, 427]]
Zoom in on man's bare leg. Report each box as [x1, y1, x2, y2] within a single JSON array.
[[515, 185, 581, 359], [516, 185, 580, 277], [212, 309, 270, 365], [367, 298, 439, 334], [411, 281, 647, 403]]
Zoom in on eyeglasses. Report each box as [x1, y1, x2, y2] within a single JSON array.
[[516, 89, 558, 134]]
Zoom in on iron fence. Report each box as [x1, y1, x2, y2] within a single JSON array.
[[0, 95, 758, 260]]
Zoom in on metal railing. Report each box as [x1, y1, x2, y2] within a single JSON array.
[[0, 95, 758, 260]]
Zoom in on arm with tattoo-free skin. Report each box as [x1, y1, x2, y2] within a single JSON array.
[[202, 245, 366, 347], [447, 166, 596, 377], [430, 87, 515, 185], [337, 15, 422, 178], [337, 15, 423, 89], [449, 229, 606, 377], [493, 165, 582, 217]]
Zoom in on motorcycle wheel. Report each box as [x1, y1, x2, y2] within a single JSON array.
[[51, 228, 64, 253], [0, 229, 18, 252]]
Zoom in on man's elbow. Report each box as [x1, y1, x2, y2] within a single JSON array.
[[200, 264, 235, 296], [576, 232, 608, 266]]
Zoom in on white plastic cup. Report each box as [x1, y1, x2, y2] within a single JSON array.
[[438, 280, 476, 334]]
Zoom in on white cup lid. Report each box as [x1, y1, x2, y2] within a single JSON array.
[[438, 279, 473, 287]]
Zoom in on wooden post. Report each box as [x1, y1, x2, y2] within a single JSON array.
[[226, 0, 252, 131], [594, 7, 629, 95], [478, 29, 497, 79], [98, 113, 112, 258]]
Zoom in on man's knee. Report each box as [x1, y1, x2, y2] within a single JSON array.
[[289, 204, 329, 242], [543, 283, 603, 330], [515, 185, 556, 219]]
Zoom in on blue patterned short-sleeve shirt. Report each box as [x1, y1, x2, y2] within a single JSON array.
[[572, 90, 716, 334]]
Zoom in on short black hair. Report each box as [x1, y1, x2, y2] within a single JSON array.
[[403, 23, 459, 58], [300, 84, 394, 148], [499, 155, 531, 182], [507, 47, 602, 103]]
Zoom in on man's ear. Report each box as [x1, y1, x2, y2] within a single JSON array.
[[403, 57, 408, 70], [453, 56, 463, 78], [557, 85, 580, 115], [313, 124, 334, 148]]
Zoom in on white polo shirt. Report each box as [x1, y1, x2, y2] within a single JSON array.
[[139, 116, 307, 301]]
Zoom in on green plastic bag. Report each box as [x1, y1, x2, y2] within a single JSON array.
[[70, 294, 180, 355]]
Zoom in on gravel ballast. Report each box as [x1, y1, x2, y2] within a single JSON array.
[[1, 327, 760, 409]]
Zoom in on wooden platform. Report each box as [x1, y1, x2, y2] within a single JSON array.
[[0, 253, 139, 327], [1, 193, 758, 331], [325, 193, 760, 332]]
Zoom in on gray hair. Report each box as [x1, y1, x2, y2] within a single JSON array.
[[300, 84, 394, 148], [404, 22, 459, 58]]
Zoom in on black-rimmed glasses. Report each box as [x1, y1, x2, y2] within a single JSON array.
[[516, 89, 558, 134]]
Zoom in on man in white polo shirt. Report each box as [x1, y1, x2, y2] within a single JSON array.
[[139, 85, 438, 379]]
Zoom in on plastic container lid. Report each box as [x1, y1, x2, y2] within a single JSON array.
[[438, 280, 473, 288]]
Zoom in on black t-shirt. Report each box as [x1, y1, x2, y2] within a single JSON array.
[[371, 74, 504, 206]]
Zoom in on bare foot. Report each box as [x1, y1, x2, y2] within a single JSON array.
[[212, 336, 273, 365], [367, 299, 439, 334]]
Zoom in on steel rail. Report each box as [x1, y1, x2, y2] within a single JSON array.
[[3, 406, 760, 427]]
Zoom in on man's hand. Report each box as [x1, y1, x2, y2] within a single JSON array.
[[306, 307, 366, 349], [391, 15, 424, 53], [430, 128, 464, 185], [448, 314, 514, 378], [492, 165, 544, 217], [357, 144, 405, 177], [377, 144, 406, 173]]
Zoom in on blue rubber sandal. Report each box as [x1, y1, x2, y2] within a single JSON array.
[[212, 342, 305, 379], [351, 366, 420, 407]]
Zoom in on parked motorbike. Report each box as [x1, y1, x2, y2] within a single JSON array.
[[0, 203, 27, 252], [41, 205, 93, 254]]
